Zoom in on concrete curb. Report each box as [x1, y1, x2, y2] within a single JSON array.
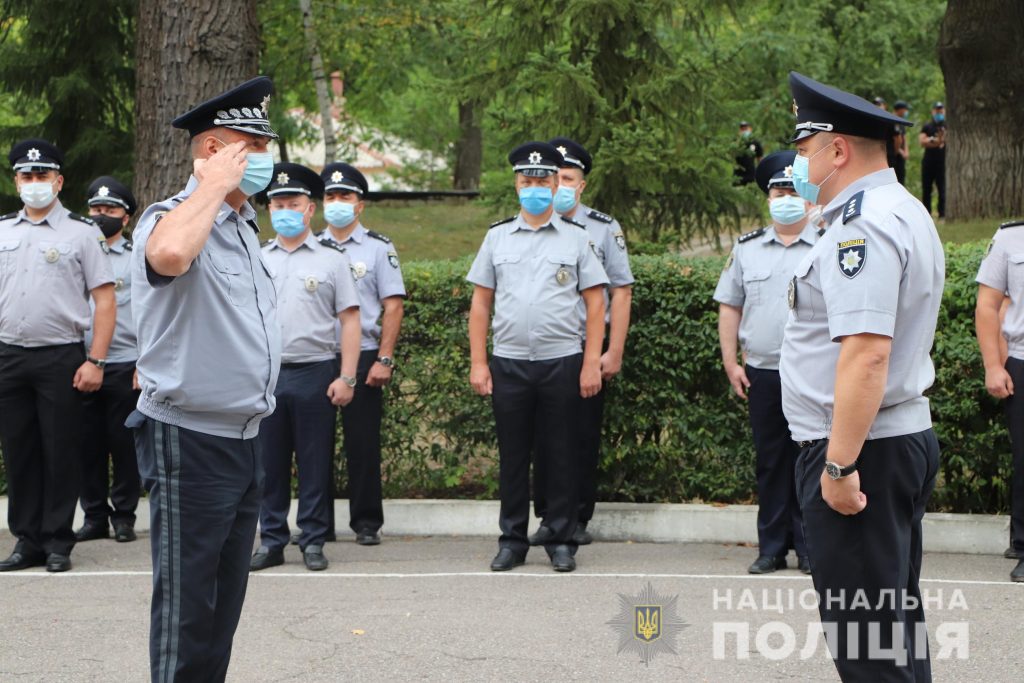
[[0, 497, 1010, 555]]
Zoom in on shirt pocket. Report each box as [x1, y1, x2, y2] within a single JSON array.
[[0, 238, 20, 277], [36, 241, 75, 280], [296, 270, 330, 301], [790, 258, 816, 322], [546, 253, 579, 290], [208, 251, 250, 307], [492, 252, 522, 286], [1007, 253, 1024, 294], [742, 269, 771, 305]]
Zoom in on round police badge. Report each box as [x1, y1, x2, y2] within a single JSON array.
[[114, 277, 125, 291], [45, 247, 59, 263], [556, 267, 570, 285], [352, 262, 367, 279], [304, 276, 319, 292]]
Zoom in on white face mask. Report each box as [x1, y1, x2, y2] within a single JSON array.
[[20, 180, 57, 209]]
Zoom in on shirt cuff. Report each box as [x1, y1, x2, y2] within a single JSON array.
[[827, 309, 896, 341]]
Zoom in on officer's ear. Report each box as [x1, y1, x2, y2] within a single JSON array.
[[121, 213, 132, 229], [576, 178, 587, 196], [53, 174, 64, 192], [304, 200, 316, 223]]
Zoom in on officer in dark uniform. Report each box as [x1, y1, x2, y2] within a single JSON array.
[[975, 219, 1024, 582], [0, 140, 115, 573], [892, 101, 911, 185], [734, 121, 764, 186], [530, 137, 634, 547], [919, 102, 946, 218], [319, 162, 406, 546], [782, 72, 943, 681], [129, 77, 281, 681], [250, 163, 360, 573], [714, 151, 817, 575], [467, 142, 609, 573], [75, 176, 142, 544]]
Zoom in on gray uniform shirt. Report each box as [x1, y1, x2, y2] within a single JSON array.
[[713, 224, 819, 370], [569, 203, 635, 329], [262, 232, 360, 363], [319, 223, 406, 351], [0, 201, 114, 347], [131, 176, 281, 439], [780, 168, 945, 442], [466, 214, 610, 361], [976, 225, 1024, 360], [85, 236, 137, 363]]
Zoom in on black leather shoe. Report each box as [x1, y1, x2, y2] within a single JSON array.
[[1012, 560, 1024, 583], [249, 547, 284, 572], [797, 556, 812, 574], [0, 551, 46, 572], [75, 523, 110, 542], [1005, 546, 1021, 560], [550, 545, 576, 573], [490, 548, 525, 572], [302, 545, 329, 571], [113, 523, 137, 543], [528, 525, 554, 547], [573, 523, 593, 546], [748, 555, 787, 574], [290, 532, 301, 546], [45, 553, 72, 573], [356, 531, 381, 546]]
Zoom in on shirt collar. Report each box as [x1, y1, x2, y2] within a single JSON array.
[[761, 221, 819, 247], [508, 213, 556, 234], [267, 230, 319, 253], [328, 221, 365, 245], [822, 168, 898, 222], [15, 198, 64, 228], [108, 235, 128, 253]]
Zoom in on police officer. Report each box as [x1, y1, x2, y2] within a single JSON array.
[[319, 162, 406, 546], [734, 121, 764, 185], [714, 151, 816, 575], [975, 219, 1024, 582], [919, 102, 946, 218], [75, 176, 142, 544], [529, 137, 634, 547], [0, 139, 115, 573], [467, 141, 609, 573], [781, 72, 943, 681], [891, 101, 911, 186], [250, 163, 360, 573], [129, 77, 281, 681]]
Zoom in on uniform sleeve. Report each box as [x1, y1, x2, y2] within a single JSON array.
[[712, 242, 745, 307], [375, 243, 406, 299], [332, 252, 360, 314], [80, 226, 115, 291], [820, 219, 903, 340], [602, 219, 635, 287], [466, 232, 496, 289], [577, 232, 610, 291], [976, 230, 1009, 293], [132, 203, 177, 288]]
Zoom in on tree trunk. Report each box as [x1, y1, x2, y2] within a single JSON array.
[[298, 0, 337, 165], [938, 0, 1024, 220], [133, 0, 260, 211], [452, 99, 482, 190]]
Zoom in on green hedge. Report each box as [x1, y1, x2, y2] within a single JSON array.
[[0, 242, 1012, 513]]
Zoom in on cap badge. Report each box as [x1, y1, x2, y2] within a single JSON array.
[[556, 145, 568, 156], [792, 100, 799, 116], [27, 148, 40, 162], [528, 151, 542, 164], [331, 171, 343, 183], [98, 185, 110, 197], [276, 172, 290, 185], [783, 165, 793, 178], [261, 94, 271, 116]]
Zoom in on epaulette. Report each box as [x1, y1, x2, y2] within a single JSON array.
[[245, 219, 260, 234], [817, 227, 826, 237], [999, 220, 1024, 230], [560, 215, 587, 229], [841, 191, 864, 225], [69, 212, 96, 226], [0, 212, 16, 221], [737, 227, 766, 243], [587, 209, 613, 224], [318, 237, 347, 255], [489, 216, 515, 230], [366, 229, 391, 243]]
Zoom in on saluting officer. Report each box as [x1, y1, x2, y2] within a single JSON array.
[[781, 72, 943, 681], [467, 142, 609, 573], [530, 137, 634, 547], [714, 151, 817, 575], [975, 218, 1024, 583], [129, 77, 281, 681], [250, 163, 361, 573], [0, 139, 115, 573], [319, 162, 406, 546], [76, 176, 142, 544]]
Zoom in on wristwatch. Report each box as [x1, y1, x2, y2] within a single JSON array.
[[340, 374, 357, 388], [824, 459, 858, 480], [377, 356, 394, 368], [87, 356, 107, 369]]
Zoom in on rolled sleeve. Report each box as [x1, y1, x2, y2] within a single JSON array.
[[467, 234, 496, 289], [822, 229, 902, 341]]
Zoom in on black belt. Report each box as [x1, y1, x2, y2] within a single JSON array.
[[797, 438, 827, 449]]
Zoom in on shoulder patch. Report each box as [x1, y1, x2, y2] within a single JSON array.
[[560, 215, 586, 229], [366, 229, 391, 243], [489, 216, 516, 230], [69, 212, 96, 226], [0, 212, 16, 221], [737, 227, 766, 243], [841, 191, 864, 225], [587, 209, 613, 223], [318, 237, 347, 255], [999, 220, 1024, 230]]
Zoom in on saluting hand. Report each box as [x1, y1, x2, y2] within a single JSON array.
[[580, 363, 602, 399], [194, 140, 248, 193], [327, 379, 355, 407], [470, 363, 492, 396], [821, 470, 867, 516], [73, 361, 103, 393], [984, 365, 1014, 399]]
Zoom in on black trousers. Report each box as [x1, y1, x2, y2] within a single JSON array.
[[130, 411, 263, 683], [335, 349, 385, 534], [80, 361, 141, 526], [796, 430, 939, 683], [258, 359, 337, 550], [893, 156, 907, 186], [492, 354, 581, 556], [921, 159, 945, 218], [0, 341, 86, 557], [746, 365, 805, 558], [1004, 357, 1024, 553]]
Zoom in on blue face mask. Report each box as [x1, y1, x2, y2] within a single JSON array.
[[239, 151, 274, 196], [553, 185, 578, 213], [518, 186, 553, 215], [324, 201, 357, 227], [769, 194, 807, 225], [791, 143, 837, 205], [270, 208, 307, 237], [934, 112, 945, 123]]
